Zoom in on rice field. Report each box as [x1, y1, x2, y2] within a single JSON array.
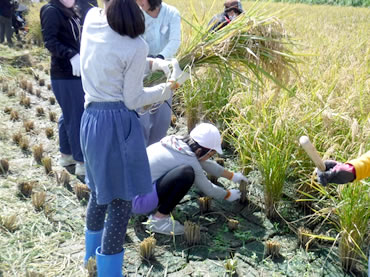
[[0, 0, 369, 276]]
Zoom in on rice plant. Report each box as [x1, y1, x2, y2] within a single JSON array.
[[2, 83, 8, 92], [227, 219, 239, 231], [265, 240, 281, 258], [27, 82, 33, 94], [56, 170, 71, 190], [20, 79, 27, 90], [17, 181, 33, 198], [47, 84, 51, 90], [12, 131, 22, 145], [32, 191, 47, 212], [10, 110, 19, 121], [297, 227, 314, 250], [38, 79, 45, 86], [49, 97, 56, 105], [4, 106, 12, 114], [239, 180, 248, 204], [35, 89, 41, 98], [224, 258, 238, 276], [49, 111, 57, 122], [23, 120, 35, 132], [32, 144, 44, 164], [184, 221, 201, 246], [7, 90, 15, 97], [0, 214, 18, 232], [45, 127, 54, 139], [86, 258, 97, 277], [41, 157, 52, 175], [19, 137, 30, 151], [36, 107, 45, 117], [0, 159, 9, 175], [139, 235, 156, 260], [74, 183, 90, 201], [198, 196, 212, 214]]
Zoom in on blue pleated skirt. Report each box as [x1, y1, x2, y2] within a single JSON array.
[[80, 101, 153, 205]]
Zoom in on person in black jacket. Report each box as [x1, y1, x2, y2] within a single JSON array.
[[40, 0, 85, 176], [0, 0, 14, 45], [208, 0, 243, 32]]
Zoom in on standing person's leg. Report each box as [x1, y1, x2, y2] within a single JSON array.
[[147, 97, 172, 146], [51, 79, 85, 173], [148, 165, 195, 235], [84, 191, 107, 266], [0, 16, 6, 43], [4, 16, 13, 45]]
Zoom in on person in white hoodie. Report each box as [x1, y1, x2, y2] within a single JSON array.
[[79, 0, 188, 275], [132, 123, 248, 235], [136, 0, 182, 146]]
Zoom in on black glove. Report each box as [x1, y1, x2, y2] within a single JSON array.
[[156, 54, 165, 60], [317, 160, 355, 186]]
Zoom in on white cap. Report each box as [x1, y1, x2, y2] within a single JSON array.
[[190, 123, 223, 154]]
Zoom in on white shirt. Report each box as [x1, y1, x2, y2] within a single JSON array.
[[143, 3, 181, 59], [80, 8, 172, 109]]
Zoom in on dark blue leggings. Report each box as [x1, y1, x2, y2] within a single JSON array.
[[86, 192, 131, 255]]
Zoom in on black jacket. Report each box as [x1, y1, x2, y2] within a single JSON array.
[[208, 12, 231, 32], [76, 0, 97, 23], [40, 0, 81, 79], [0, 0, 13, 18]]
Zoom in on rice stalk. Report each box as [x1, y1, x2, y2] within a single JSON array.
[[184, 221, 201, 246], [12, 131, 23, 145], [0, 158, 9, 175], [297, 227, 314, 250], [224, 258, 238, 276], [49, 97, 56, 105], [139, 235, 156, 260], [1, 214, 18, 232], [41, 157, 53, 175], [86, 258, 97, 277], [10, 110, 19, 121], [17, 181, 34, 198], [239, 180, 248, 204], [4, 106, 12, 114], [198, 196, 212, 214], [20, 137, 30, 151], [264, 240, 281, 258], [25, 3, 44, 46], [23, 120, 35, 132], [32, 191, 47, 212], [32, 144, 44, 164], [49, 111, 57, 122], [45, 127, 54, 139], [36, 107, 45, 117], [74, 183, 90, 201], [227, 219, 239, 231]]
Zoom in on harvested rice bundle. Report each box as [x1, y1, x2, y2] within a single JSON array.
[[145, 10, 298, 89]]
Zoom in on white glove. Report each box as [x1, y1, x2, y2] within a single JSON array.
[[170, 59, 189, 87], [70, 54, 81, 77], [151, 58, 171, 77], [231, 172, 248, 184], [225, 189, 241, 202]]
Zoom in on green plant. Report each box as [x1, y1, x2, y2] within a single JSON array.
[[25, 3, 44, 46]]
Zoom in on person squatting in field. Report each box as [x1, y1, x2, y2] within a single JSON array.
[[136, 0, 182, 146], [132, 123, 248, 235], [208, 0, 244, 31], [79, 0, 189, 275], [40, 0, 86, 176]]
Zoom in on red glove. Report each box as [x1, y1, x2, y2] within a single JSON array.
[[317, 160, 356, 185]]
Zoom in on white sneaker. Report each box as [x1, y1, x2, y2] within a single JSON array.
[[59, 154, 76, 167], [147, 215, 184, 235], [75, 162, 85, 176]]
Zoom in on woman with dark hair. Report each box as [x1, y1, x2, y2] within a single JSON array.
[[136, 0, 182, 147], [132, 123, 247, 235], [40, 0, 86, 176], [79, 0, 188, 275]]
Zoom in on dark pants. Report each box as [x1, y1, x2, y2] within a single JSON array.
[[156, 165, 195, 214], [86, 192, 132, 255], [0, 15, 13, 45], [51, 79, 85, 162]]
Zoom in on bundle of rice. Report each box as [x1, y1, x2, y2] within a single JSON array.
[[145, 6, 299, 89]]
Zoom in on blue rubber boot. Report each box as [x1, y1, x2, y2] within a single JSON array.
[[84, 229, 103, 267], [96, 246, 124, 277]]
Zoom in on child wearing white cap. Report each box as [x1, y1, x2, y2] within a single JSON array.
[[132, 123, 248, 235]]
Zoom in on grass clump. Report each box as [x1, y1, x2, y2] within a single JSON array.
[[49, 97, 56, 105], [56, 170, 71, 191], [12, 131, 23, 145], [225, 258, 238, 276], [17, 181, 34, 198], [198, 196, 212, 214], [74, 183, 90, 201], [23, 120, 35, 132], [36, 107, 45, 117], [265, 240, 281, 258], [25, 3, 44, 46], [19, 137, 30, 151], [10, 110, 19, 121], [49, 111, 57, 122]]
